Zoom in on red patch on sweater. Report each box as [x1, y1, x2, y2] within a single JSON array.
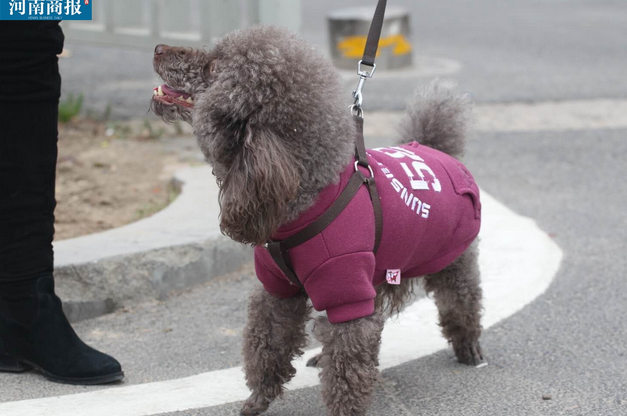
[[386, 269, 401, 285]]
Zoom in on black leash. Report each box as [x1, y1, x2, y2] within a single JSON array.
[[351, 0, 387, 116], [362, 0, 388, 68], [351, 0, 387, 253], [265, 0, 388, 293]]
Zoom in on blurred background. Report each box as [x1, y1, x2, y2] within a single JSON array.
[[58, 0, 627, 118]]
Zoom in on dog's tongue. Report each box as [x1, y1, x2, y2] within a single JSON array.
[[156, 84, 191, 99]]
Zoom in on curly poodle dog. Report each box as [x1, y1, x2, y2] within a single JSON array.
[[152, 26, 484, 416]]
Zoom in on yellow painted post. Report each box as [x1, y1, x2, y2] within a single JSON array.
[[328, 6, 413, 70]]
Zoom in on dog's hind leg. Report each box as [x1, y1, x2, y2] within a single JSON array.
[[424, 241, 486, 366], [314, 312, 384, 416], [241, 286, 311, 416]]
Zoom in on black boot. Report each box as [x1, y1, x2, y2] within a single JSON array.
[[0, 277, 124, 385]]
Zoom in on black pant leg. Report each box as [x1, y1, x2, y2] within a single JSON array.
[[0, 22, 64, 283]]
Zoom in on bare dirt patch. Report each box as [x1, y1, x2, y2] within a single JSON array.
[[55, 119, 197, 241]]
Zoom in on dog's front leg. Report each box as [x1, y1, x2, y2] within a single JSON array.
[[314, 312, 384, 416], [241, 286, 311, 416]]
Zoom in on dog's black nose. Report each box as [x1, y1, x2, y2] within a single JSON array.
[[154, 44, 168, 56]]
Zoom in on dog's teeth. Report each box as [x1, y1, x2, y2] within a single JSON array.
[[158, 85, 164, 96], [153, 90, 158, 96], [186, 97, 193, 103], [178, 96, 184, 101]]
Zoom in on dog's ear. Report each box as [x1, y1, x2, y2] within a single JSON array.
[[219, 125, 301, 246]]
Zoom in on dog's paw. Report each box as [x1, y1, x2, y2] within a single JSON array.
[[306, 353, 322, 368], [240, 393, 271, 416], [454, 340, 487, 367]]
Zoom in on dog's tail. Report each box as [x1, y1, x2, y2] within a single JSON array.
[[399, 79, 472, 159]]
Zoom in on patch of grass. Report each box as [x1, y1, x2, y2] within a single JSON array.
[[134, 181, 181, 220], [173, 120, 184, 136], [58, 93, 84, 123], [84, 103, 111, 122], [102, 104, 112, 121], [105, 122, 133, 139], [142, 119, 165, 140]]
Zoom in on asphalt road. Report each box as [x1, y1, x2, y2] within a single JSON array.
[[302, 0, 627, 108], [2, 0, 626, 415]]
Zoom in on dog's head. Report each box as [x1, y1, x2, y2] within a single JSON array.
[[151, 26, 353, 246], [151, 44, 215, 124]]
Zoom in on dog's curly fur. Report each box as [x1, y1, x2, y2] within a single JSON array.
[[399, 79, 473, 160], [154, 26, 354, 245], [241, 287, 311, 415], [313, 313, 384, 416], [424, 241, 484, 366], [152, 25, 484, 416]]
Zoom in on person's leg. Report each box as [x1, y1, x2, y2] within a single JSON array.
[[0, 22, 124, 384], [0, 98, 59, 324], [0, 22, 62, 288]]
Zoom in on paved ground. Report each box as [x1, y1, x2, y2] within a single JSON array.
[[302, 0, 627, 108], [2, 0, 626, 415]]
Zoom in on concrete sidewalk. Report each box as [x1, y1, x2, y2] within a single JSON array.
[[54, 164, 252, 322]]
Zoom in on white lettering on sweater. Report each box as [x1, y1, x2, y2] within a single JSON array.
[[371, 147, 440, 219]]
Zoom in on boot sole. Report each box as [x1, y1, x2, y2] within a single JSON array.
[[42, 368, 125, 385], [0, 353, 33, 373], [0, 355, 124, 385]]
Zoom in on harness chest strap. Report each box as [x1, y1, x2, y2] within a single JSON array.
[[265, 116, 383, 292], [264, 0, 387, 292]]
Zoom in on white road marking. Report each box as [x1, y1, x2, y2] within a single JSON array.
[[474, 99, 627, 132], [364, 99, 627, 137], [0, 191, 563, 416]]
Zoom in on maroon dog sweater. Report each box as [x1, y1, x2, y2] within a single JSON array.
[[254, 142, 481, 323]]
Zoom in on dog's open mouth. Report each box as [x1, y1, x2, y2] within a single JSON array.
[[152, 84, 194, 108]]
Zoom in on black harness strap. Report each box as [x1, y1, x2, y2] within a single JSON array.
[[267, 166, 369, 290], [355, 117, 384, 255], [264, 1, 388, 293], [265, 117, 384, 292], [354, 116, 370, 167], [267, 240, 300, 288], [277, 168, 369, 252]]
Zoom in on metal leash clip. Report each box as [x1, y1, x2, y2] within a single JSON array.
[[351, 60, 377, 118]]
